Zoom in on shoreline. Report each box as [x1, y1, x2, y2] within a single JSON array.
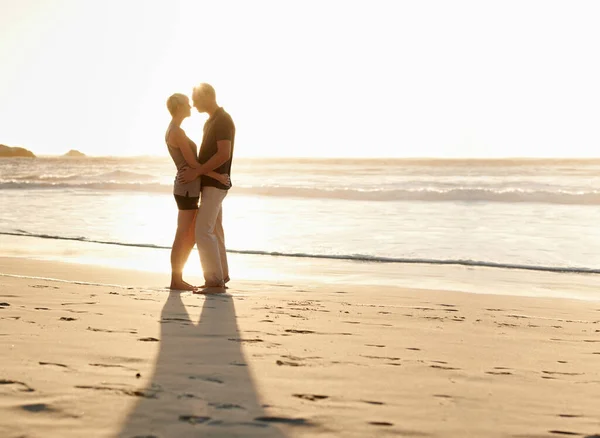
[[4, 230, 600, 275], [2, 230, 600, 301]]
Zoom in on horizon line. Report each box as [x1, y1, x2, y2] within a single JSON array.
[[30, 154, 600, 160]]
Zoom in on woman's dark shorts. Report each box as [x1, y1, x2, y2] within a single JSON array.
[[174, 194, 199, 211]]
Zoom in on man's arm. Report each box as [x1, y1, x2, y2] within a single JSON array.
[[178, 140, 231, 184], [198, 140, 232, 174]]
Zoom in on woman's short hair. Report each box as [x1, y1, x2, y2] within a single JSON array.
[[166, 93, 189, 116]]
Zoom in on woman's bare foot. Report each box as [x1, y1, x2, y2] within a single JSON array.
[[182, 280, 198, 289], [169, 281, 197, 291]]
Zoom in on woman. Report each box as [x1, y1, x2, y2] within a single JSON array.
[[165, 93, 230, 290]]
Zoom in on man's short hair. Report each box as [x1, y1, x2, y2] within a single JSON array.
[[193, 83, 216, 100]]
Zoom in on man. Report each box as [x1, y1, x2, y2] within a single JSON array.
[[178, 83, 235, 292]]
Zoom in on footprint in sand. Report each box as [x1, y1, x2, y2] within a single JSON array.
[[0, 379, 34, 392], [369, 421, 394, 426], [0, 302, 10, 307], [179, 415, 211, 424], [88, 327, 137, 334], [89, 363, 128, 369], [362, 400, 386, 405], [209, 402, 245, 410], [276, 360, 304, 367], [39, 362, 68, 368], [285, 329, 315, 334], [177, 393, 200, 400], [59, 317, 77, 321], [365, 344, 386, 348], [228, 338, 264, 343], [188, 375, 224, 384], [430, 364, 460, 371], [21, 403, 57, 412], [29, 285, 59, 289], [34, 307, 50, 311], [75, 385, 157, 398], [212, 420, 270, 428], [161, 317, 190, 323], [138, 337, 160, 342], [282, 355, 321, 361], [293, 394, 328, 401], [254, 416, 311, 426], [361, 355, 400, 361], [542, 371, 583, 376], [423, 316, 444, 321]]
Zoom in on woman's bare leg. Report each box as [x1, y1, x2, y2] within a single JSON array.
[[170, 209, 198, 290], [180, 214, 199, 288]]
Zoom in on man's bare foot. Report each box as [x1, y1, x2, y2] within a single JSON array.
[[193, 282, 226, 294], [196, 284, 229, 290], [196, 280, 228, 289], [193, 286, 226, 295], [169, 281, 197, 291]]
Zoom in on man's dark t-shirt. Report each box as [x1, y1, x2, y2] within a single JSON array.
[[198, 107, 235, 190]]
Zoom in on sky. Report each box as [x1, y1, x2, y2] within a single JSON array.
[[1, 0, 599, 158]]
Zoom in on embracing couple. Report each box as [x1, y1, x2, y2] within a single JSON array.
[[165, 83, 234, 293]]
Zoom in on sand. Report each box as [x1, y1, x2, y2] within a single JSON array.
[[1, 256, 599, 438]]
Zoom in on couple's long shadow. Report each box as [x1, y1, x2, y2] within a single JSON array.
[[119, 291, 288, 438]]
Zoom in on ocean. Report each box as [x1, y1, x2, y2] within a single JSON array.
[[1, 156, 599, 278]]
